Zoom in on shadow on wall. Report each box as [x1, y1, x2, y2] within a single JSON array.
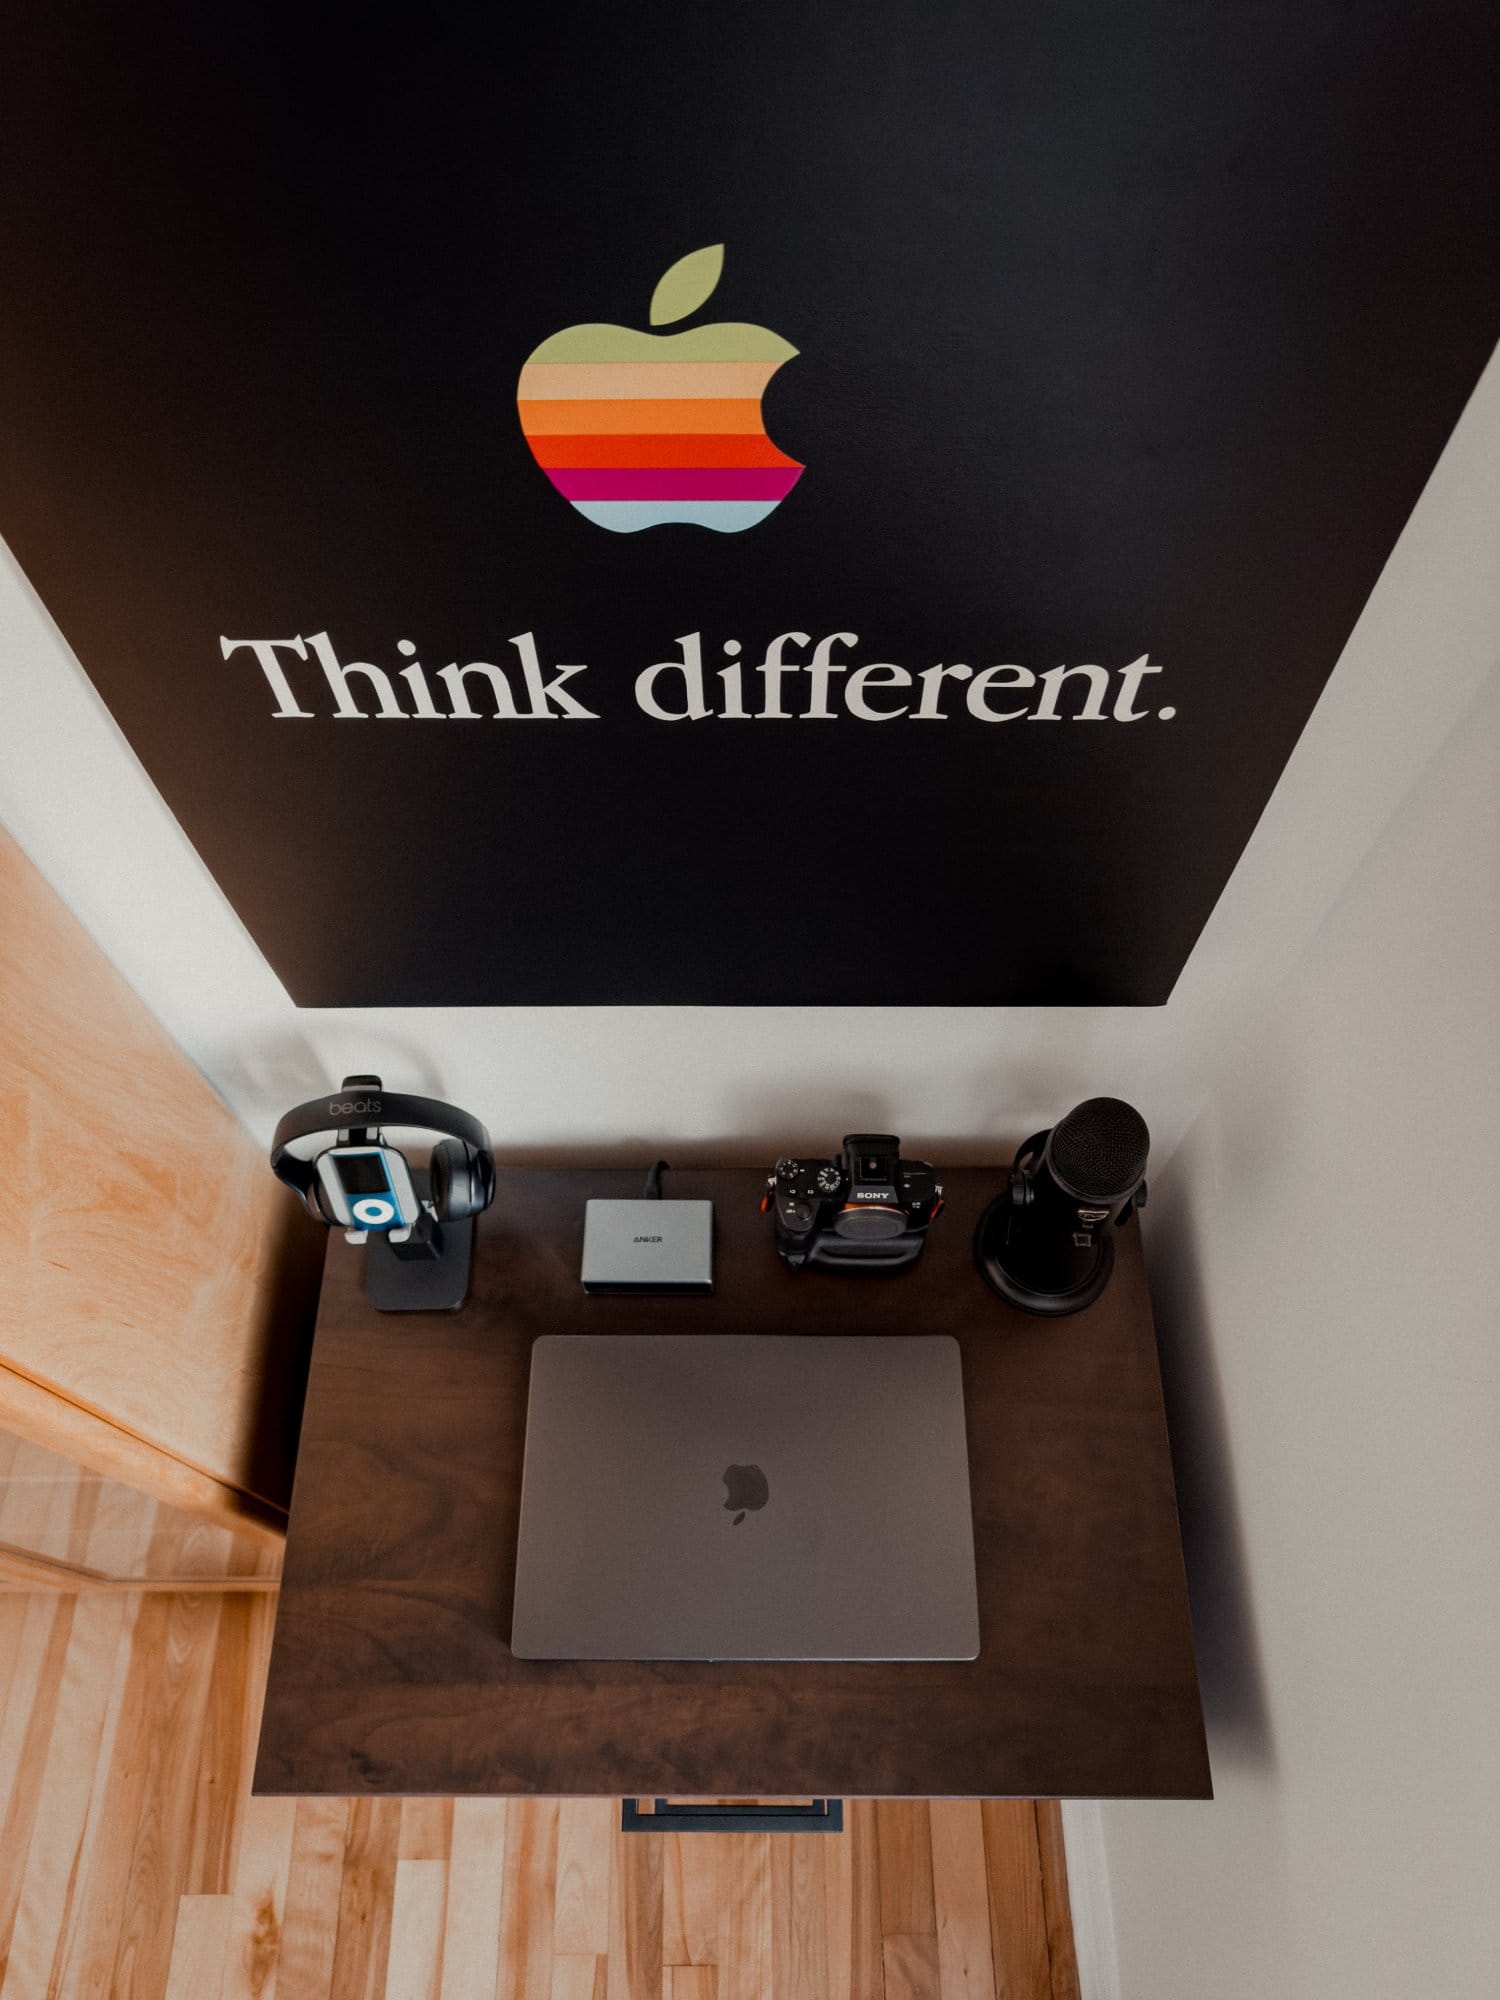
[[208, 1028, 450, 1117], [1145, 1156, 1277, 1774]]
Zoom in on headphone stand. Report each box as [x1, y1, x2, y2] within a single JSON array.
[[364, 1169, 476, 1313]]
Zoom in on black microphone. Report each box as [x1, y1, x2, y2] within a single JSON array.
[[975, 1097, 1149, 1315]]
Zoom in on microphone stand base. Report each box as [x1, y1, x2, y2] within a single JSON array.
[[973, 1199, 1115, 1318]]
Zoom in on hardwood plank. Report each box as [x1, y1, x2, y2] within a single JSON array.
[[236, 1591, 280, 1797], [771, 1833, 830, 2000], [848, 1802, 885, 2000], [929, 1801, 996, 2000], [222, 1793, 298, 2000], [399, 1801, 454, 1864], [1, 1586, 137, 1998], [243, 1535, 286, 1583], [438, 1799, 506, 2000], [166, 1893, 232, 2000], [47, 1585, 149, 2000], [0, 1567, 280, 1594], [55, 1593, 175, 2000], [979, 1804, 1050, 2000], [85, 1462, 162, 1587], [0, 1437, 76, 1538], [499, 1799, 560, 2000], [188, 1593, 266, 1893], [328, 1798, 401, 2000], [770, 1838, 793, 2000], [156, 1511, 240, 1582], [876, 1802, 936, 1938], [0, 1592, 75, 1967], [51, 1588, 192, 2000], [662, 1831, 722, 1968], [109, 1589, 227, 2000], [550, 1954, 605, 2000], [552, 1799, 612, 1958], [82, 1462, 171, 1582], [665, 1970, 717, 2000], [0, 1441, 101, 1567], [1031, 1805, 1080, 2000], [823, 1820, 852, 2000], [0, 1469, 82, 1725], [384, 1860, 447, 2000], [278, 1799, 352, 2000], [0, 1593, 29, 1722], [716, 1833, 771, 2000], [882, 1932, 940, 2000], [604, 1816, 662, 2000]]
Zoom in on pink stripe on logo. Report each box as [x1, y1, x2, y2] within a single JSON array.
[[547, 467, 802, 502]]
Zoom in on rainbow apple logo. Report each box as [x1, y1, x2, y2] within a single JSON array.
[[516, 244, 803, 533]]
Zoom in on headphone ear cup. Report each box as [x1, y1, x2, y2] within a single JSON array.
[[308, 1175, 340, 1226], [437, 1143, 494, 1220], [426, 1140, 496, 1222], [432, 1138, 496, 1221], [427, 1138, 467, 1221]]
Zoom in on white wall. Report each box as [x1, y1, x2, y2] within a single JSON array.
[[1100, 667, 1500, 1996], [1, 351, 1496, 1165]]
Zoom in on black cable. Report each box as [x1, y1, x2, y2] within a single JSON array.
[[644, 1159, 669, 1200]]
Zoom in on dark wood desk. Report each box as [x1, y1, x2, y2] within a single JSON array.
[[255, 1168, 1210, 1800]]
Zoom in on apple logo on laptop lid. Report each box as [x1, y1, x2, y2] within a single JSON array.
[[723, 1463, 770, 1526]]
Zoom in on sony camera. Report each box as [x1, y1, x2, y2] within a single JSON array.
[[765, 1133, 943, 1273]]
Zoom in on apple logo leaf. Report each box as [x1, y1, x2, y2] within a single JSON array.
[[649, 243, 725, 328]]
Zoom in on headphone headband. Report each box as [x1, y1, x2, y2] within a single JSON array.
[[270, 1085, 492, 1202]]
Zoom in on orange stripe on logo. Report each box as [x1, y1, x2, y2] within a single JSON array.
[[518, 397, 769, 436]]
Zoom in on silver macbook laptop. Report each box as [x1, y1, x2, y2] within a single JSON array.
[[510, 1334, 980, 1661]]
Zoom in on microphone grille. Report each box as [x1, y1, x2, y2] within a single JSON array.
[[1046, 1097, 1150, 1203]]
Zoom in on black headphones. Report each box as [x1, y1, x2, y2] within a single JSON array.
[[270, 1074, 495, 1231]]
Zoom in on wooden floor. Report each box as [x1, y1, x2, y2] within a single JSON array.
[[0, 1442, 1081, 2000]]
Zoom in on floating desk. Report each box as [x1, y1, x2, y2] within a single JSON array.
[[254, 1167, 1210, 1800]]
